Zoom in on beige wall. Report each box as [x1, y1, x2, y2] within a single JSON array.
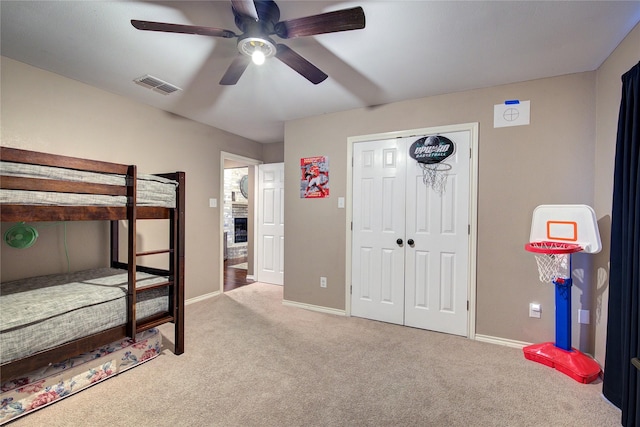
[[284, 70, 598, 343], [0, 57, 263, 300], [1, 20, 637, 363], [262, 142, 284, 163], [284, 70, 608, 354], [592, 23, 640, 364]]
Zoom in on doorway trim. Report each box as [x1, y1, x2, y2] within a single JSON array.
[[220, 151, 262, 293], [345, 123, 479, 339]]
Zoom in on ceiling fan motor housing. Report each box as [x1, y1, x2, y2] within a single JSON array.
[[233, 1, 279, 33], [234, 0, 280, 58]]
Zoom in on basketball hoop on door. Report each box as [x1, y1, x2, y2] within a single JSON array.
[[418, 162, 452, 195], [409, 135, 455, 195]]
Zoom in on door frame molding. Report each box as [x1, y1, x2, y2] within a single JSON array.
[[220, 152, 262, 292], [346, 123, 479, 339]]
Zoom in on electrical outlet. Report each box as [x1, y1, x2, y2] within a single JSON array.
[[578, 309, 590, 324], [320, 277, 327, 288], [529, 303, 541, 318]]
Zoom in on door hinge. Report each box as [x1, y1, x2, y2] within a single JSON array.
[[467, 300, 469, 311], [468, 224, 471, 235], [351, 221, 353, 231], [350, 285, 353, 294]]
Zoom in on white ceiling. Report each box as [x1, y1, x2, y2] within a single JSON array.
[[2, 1, 639, 143]]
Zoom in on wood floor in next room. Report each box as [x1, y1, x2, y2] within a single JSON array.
[[224, 257, 254, 292]]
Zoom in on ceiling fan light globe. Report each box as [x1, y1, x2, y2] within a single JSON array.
[[238, 36, 276, 62], [252, 50, 266, 65]]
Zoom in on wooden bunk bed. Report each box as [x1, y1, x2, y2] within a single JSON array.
[[0, 146, 185, 383]]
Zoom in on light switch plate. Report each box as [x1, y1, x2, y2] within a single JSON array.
[[529, 303, 541, 318]]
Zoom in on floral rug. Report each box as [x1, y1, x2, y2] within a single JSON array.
[[0, 328, 161, 425]]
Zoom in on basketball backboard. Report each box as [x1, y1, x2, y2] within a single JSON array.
[[529, 204, 602, 254]]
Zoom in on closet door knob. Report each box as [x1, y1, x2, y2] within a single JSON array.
[[396, 238, 403, 246], [407, 239, 415, 246]]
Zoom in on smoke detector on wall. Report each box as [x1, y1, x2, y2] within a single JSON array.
[[134, 74, 181, 95]]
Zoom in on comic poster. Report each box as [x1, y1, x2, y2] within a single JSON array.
[[300, 156, 329, 198]]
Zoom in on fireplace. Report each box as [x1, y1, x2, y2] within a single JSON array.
[[234, 217, 248, 243]]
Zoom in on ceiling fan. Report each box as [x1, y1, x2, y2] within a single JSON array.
[[131, 0, 365, 85]]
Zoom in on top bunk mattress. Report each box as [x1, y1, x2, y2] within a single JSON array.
[[0, 161, 178, 207]]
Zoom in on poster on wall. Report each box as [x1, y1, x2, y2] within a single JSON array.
[[300, 156, 329, 198]]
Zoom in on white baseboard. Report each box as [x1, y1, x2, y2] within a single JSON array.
[[282, 299, 347, 316], [474, 334, 531, 349], [186, 290, 220, 306], [246, 275, 256, 281]]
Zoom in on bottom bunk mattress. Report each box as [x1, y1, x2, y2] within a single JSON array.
[[0, 327, 162, 425], [0, 267, 169, 365]]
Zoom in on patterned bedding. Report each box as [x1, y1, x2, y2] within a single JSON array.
[[0, 328, 162, 425], [0, 161, 177, 207], [0, 268, 169, 364]]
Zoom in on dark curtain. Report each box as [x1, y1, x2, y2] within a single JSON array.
[[603, 61, 640, 427]]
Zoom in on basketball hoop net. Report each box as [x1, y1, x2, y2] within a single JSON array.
[[525, 241, 582, 283], [409, 135, 455, 195], [419, 162, 452, 195]]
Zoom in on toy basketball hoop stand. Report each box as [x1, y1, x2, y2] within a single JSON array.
[[523, 205, 602, 384]]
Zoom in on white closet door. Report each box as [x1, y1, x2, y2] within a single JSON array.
[[403, 131, 470, 336], [351, 130, 471, 337], [351, 138, 406, 324]]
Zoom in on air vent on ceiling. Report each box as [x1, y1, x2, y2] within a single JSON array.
[[134, 74, 181, 95]]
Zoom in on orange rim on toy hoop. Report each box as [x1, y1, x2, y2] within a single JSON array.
[[525, 241, 583, 254]]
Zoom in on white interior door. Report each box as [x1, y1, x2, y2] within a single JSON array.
[[351, 130, 471, 336], [351, 139, 406, 324], [404, 131, 470, 335], [257, 163, 284, 285]]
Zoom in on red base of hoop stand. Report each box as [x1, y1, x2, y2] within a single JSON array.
[[523, 342, 601, 384]]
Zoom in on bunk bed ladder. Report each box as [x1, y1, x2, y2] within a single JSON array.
[[110, 171, 185, 354]]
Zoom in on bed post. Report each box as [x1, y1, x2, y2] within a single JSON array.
[[127, 165, 137, 340], [175, 172, 185, 355], [110, 221, 119, 266]]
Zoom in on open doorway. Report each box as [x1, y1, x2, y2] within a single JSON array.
[[220, 152, 261, 292]]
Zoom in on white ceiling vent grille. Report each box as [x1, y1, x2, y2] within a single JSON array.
[[134, 75, 181, 95]]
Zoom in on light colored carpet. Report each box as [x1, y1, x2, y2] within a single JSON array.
[[13, 282, 621, 427]]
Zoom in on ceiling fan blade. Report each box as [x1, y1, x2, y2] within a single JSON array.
[[131, 20, 236, 38], [220, 55, 251, 85], [275, 44, 328, 85], [231, 0, 259, 21], [275, 7, 365, 39]]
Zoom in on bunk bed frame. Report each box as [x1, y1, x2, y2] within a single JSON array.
[[0, 146, 185, 382]]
